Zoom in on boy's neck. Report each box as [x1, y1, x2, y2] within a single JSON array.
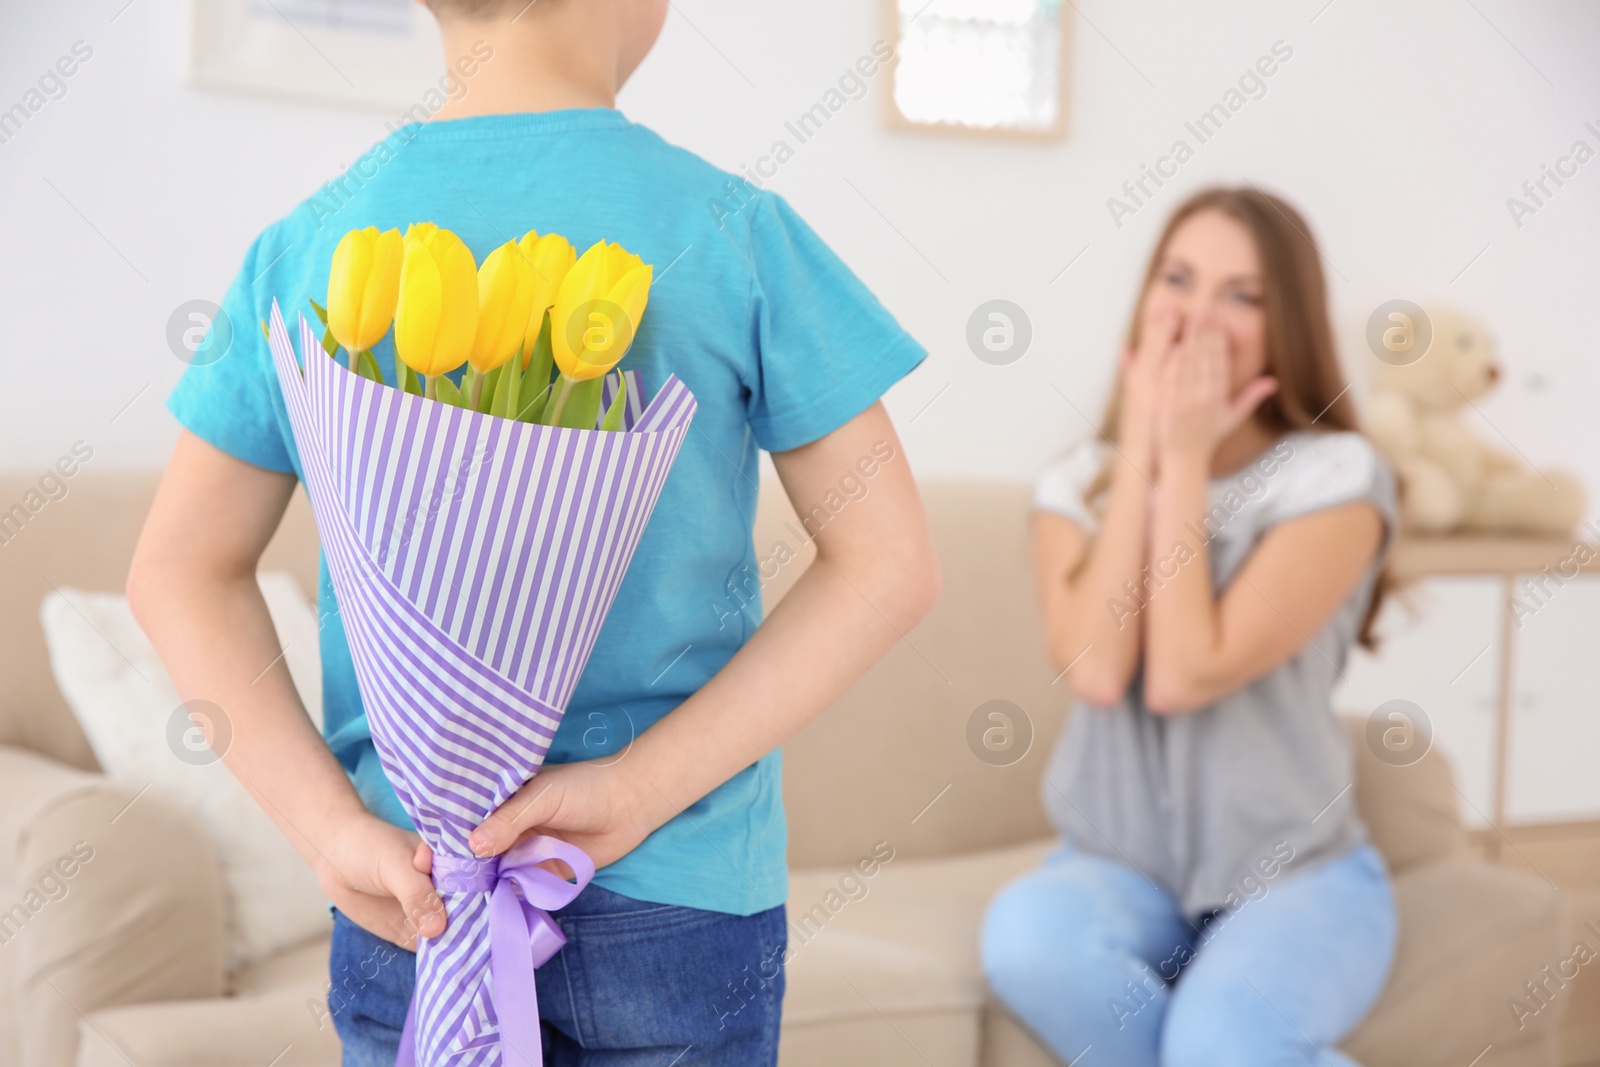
[[430, 17, 619, 121]]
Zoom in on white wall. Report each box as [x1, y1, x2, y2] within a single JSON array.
[[4, 0, 1599, 816], [3, 0, 1598, 491]]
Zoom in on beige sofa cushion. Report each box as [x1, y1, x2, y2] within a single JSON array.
[[983, 992, 1557, 1067], [979, 1008, 1059, 1067], [780, 839, 1053, 1067], [770, 483, 1068, 872]]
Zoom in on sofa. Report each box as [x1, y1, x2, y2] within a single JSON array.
[[0, 471, 1571, 1067]]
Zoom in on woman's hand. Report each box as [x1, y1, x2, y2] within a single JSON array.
[[468, 760, 661, 878], [1117, 307, 1182, 467], [1155, 314, 1277, 461], [317, 813, 444, 950]]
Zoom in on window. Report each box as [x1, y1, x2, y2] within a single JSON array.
[[247, 0, 414, 37], [887, 0, 1071, 138], [191, 0, 442, 111]]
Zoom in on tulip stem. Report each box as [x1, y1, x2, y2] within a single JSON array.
[[425, 375, 437, 400], [469, 369, 485, 409], [544, 375, 577, 427]]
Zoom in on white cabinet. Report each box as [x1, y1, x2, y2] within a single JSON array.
[[1336, 578, 1500, 828], [1506, 578, 1600, 822], [1333, 537, 1600, 835]]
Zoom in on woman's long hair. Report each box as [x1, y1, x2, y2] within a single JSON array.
[[1091, 186, 1391, 649]]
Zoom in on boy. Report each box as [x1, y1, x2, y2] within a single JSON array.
[[127, 0, 939, 1064]]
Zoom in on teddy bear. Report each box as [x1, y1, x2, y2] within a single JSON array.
[[1364, 306, 1585, 536]]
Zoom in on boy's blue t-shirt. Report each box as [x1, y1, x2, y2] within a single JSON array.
[[167, 109, 924, 916]]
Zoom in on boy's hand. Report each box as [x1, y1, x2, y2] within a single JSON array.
[[468, 760, 659, 877], [318, 814, 446, 950]]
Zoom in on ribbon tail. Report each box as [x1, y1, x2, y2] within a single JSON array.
[[396, 991, 420, 1067], [490, 879, 546, 1067]]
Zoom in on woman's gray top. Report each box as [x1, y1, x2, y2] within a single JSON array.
[[1035, 429, 1396, 916]]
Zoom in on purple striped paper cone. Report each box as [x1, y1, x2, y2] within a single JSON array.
[[265, 300, 696, 1065]]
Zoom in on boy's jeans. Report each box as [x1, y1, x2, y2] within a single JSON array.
[[327, 883, 787, 1067], [981, 842, 1396, 1067]]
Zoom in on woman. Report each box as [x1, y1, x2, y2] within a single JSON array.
[[982, 187, 1398, 1067]]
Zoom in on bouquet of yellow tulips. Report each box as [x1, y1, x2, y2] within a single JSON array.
[[305, 222, 654, 432], [259, 219, 696, 1067]]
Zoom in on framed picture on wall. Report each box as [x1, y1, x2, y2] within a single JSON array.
[[882, 0, 1074, 140], [188, 0, 447, 112]]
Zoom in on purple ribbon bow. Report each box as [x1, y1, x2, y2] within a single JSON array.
[[398, 835, 595, 1067]]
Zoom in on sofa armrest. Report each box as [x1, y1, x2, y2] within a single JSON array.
[[75, 989, 342, 1067], [1344, 713, 1469, 872], [77, 938, 341, 1067], [0, 745, 226, 1067], [1342, 853, 1566, 1067]]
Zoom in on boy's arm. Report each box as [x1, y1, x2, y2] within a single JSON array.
[[128, 431, 445, 948], [468, 402, 941, 867]]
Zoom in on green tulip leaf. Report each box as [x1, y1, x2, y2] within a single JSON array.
[[321, 326, 339, 359], [434, 376, 465, 408], [519, 365, 548, 419], [260, 318, 270, 341], [476, 364, 496, 415], [517, 382, 550, 424], [355, 349, 385, 385], [600, 372, 628, 432], [557, 375, 604, 430], [494, 357, 522, 420], [401, 361, 423, 397], [525, 311, 555, 391], [477, 364, 495, 414], [309, 298, 330, 326]]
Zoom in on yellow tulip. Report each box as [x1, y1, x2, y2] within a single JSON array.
[[551, 240, 653, 382], [516, 230, 576, 368], [604, 242, 644, 284], [327, 227, 403, 353], [468, 240, 537, 374], [394, 223, 478, 379]]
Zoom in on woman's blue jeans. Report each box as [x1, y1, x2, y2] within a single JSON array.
[[981, 843, 1396, 1067]]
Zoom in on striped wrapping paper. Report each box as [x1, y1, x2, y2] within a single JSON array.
[[265, 300, 696, 1065]]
